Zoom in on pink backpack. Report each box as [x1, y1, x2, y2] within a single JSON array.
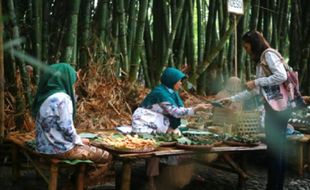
[[260, 48, 306, 111]]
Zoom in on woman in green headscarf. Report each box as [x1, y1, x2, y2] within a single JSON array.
[[132, 67, 212, 189], [132, 67, 212, 135], [32, 63, 110, 162]]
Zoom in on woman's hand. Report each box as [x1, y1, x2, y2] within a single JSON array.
[[166, 127, 182, 136], [245, 80, 256, 90], [82, 138, 90, 145], [194, 103, 212, 112], [219, 98, 233, 107]]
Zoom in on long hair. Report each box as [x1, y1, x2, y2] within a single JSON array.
[[242, 30, 271, 62]]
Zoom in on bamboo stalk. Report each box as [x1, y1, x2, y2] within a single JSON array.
[[129, 0, 149, 82], [60, 0, 81, 64], [117, 0, 129, 73], [7, 0, 32, 106], [78, 0, 91, 69], [161, 0, 185, 69], [0, 0, 4, 141]]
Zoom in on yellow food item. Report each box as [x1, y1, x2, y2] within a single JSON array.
[[101, 134, 157, 150]]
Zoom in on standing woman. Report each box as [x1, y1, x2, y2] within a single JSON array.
[[32, 63, 111, 163], [221, 30, 291, 190]]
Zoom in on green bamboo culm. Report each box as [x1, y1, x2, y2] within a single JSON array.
[[129, 0, 149, 82], [117, 0, 129, 73], [0, 0, 4, 141], [60, 0, 81, 65], [7, 0, 32, 105], [78, 0, 91, 70]]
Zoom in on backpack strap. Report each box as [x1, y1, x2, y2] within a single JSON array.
[[259, 48, 292, 76]]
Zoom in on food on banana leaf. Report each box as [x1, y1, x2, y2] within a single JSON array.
[[224, 135, 260, 145], [138, 133, 180, 144], [94, 133, 157, 150], [177, 133, 223, 145]]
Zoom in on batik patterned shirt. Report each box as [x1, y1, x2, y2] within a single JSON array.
[[147, 87, 195, 117], [35, 92, 83, 154], [132, 87, 195, 133]]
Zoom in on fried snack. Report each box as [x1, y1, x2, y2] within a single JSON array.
[[99, 133, 157, 150]]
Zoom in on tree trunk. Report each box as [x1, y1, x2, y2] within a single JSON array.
[[127, 0, 138, 64], [41, 1, 49, 65], [0, 0, 4, 140], [60, 0, 81, 65], [7, 0, 32, 105], [197, 0, 216, 95], [95, 0, 110, 45], [161, 0, 185, 69], [193, 0, 204, 86], [32, 0, 42, 84], [78, 0, 91, 69], [117, 0, 129, 73], [129, 0, 149, 82], [249, 0, 260, 30], [184, 0, 195, 74], [151, 0, 166, 85]]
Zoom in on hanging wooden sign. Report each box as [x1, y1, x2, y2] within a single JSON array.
[[227, 0, 244, 15]]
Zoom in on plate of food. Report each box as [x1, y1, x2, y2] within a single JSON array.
[[138, 133, 179, 147], [92, 133, 158, 153], [223, 135, 261, 147], [176, 136, 222, 150]]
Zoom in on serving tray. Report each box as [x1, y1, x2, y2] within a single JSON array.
[[92, 142, 156, 153], [223, 141, 260, 147]]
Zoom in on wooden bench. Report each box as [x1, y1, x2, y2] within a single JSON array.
[[6, 131, 93, 190], [287, 134, 310, 176], [254, 133, 310, 176]]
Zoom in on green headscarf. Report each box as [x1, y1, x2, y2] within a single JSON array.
[[32, 63, 77, 118], [141, 67, 186, 129]]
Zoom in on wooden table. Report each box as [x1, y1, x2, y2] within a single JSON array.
[[259, 133, 310, 176], [6, 130, 267, 190], [111, 143, 267, 190], [287, 134, 310, 176]]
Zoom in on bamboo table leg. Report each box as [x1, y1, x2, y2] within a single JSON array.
[[11, 144, 20, 181], [49, 162, 58, 190], [76, 164, 86, 190], [296, 142, 304, 176], [223, 154, 249, 180], [308, 141, 310, 172], [121, 161, 132, 190], [237, 154, 247, 189], [223, 154, 249, 189]]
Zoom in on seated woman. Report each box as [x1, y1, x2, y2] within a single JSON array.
[[132, 67, 212, 134], [132, 67, 212, 190], [32, 63, 111, 163]]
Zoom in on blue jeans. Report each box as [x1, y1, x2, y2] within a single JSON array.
[[264, 104, 291, 190]]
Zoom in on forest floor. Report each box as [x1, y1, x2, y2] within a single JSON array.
[[1, 152, 310, 190]]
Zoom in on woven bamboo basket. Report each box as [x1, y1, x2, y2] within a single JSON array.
[[212, 107, 262, 136], [157, 163, 194, 189]]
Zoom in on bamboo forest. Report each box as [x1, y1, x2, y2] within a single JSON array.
[[1, 0, 308, 131], [0, 0, 310, 189]]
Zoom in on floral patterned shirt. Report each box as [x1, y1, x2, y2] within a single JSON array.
[[132, 90, 195, 133], [147, 87, 195, 117], [149, 102, 195, 118], [35, 92, 83, 154]]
